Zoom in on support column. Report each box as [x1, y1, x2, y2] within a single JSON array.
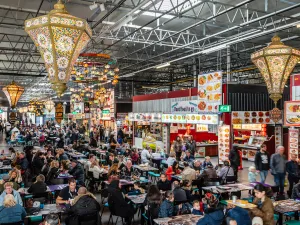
[[227, 45, 231, 82]]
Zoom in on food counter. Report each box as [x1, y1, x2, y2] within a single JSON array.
[[196, 143, 218, 157]]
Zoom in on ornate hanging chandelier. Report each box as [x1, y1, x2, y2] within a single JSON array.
[[24, 0, 92, 97], [251, 35, 300, 106], [2, 81, 25, 108], [44, 99, 55, 113]]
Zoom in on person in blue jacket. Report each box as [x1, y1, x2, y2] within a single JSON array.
[[226, 204, 252, 225], [0, 182, 23, 206], [0, 194, 26, 224], [196, 194, 224, 225], [158, 191, 175, 218]]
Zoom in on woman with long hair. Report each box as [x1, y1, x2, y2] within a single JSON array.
[[144, 185, 162, 224], [46, 160, 62, 185], [248, 184, 274, 225], [165, 161, 181, 181]]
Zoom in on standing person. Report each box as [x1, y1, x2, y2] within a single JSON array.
[[254, 144, 270, 184], [186, 136, 196, 156], [270, 146, 286, 194], [286, 154, 300, 197], [173, 136, 183, 161], [229, 146, 240, 180]]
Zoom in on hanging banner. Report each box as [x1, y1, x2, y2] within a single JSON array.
[[55, 103, 63, 124], [218, 125, 230, 164], [197, 71, 222, 112], [171, 100, 198, 114], [288, 128, 299, 160], [186, 114, 218, 125], [162, 114, 186, 123], [275, 125, 283, 147]]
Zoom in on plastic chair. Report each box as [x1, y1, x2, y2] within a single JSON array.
[[148, 172, 160, 184], [0, 222, 23, 225], [284, 221, 300, 225]]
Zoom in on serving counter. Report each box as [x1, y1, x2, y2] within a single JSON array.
[[196, 143, 218, 157]]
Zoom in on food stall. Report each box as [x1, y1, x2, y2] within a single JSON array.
[[232, 111, 277, 161]]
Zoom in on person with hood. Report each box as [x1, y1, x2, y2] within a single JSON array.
[[196, 194, 224, 225], [69, 160, 85, 186], [107, 179, 135, 225], [229, 146, 240, 180], [65, 187, 101, 225], [226, 204, 251, 225]]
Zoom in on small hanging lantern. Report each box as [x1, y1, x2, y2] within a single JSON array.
[[44, 99, 55, 113]]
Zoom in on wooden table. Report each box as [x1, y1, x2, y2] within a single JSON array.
[[153, 214, 203, 225], [274, 199, 300, 225], [226, 200, 257, 209]]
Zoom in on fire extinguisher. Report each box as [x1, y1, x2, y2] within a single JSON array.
[[238, 149, 243, 170]]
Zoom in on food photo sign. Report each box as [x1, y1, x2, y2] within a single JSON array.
[[218, 125, 230, 164], [284, 101, 300, 126], [198, 71, 222, 112], [288, 128, 299, 160]]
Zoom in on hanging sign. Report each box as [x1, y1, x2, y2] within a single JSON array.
[[284, 101, 300, 126], [288, 128, 299, 160], [55, 103, 63, 124]]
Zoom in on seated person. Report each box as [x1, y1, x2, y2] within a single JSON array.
[[8, 168, 22, 184], [166, 152, 176, 167], [69, 160, 85, 186], [193, 160, 202, 172], [196, 194, 224, 225], [0, 182, 23, 206], [65, 187, 101, 225], [130, 148, 139, 165], [183, 151, 195, 163], [141, 146, 152, 164], [165, 161, 181, 181], [191, 200, 203, 215], [120, 160, 136, 178], [157, 174, 172, 191], [248, 184, 274, 225], [56, 149, 68, 162], [127, 181, 145, 195], [202, 156, 213, 169], [107, 153, 119, 166], [217, 161, 234, 180], [46, 160, 61, 185], [28, 174, 47, 195], [172, 181, 187, 202], [199, 164, 218, 179], [158, 191, 175, 218], [56, 178, 78, 204], [292, 181, 300, 199], [226, 203, 251, 225], [108, 163, 120, 177], [0, 194, 26, 224], [89, 161, 107, 179]]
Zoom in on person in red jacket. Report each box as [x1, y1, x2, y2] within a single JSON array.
[[130, 149, 139, 165], [166, 161, 181, 181]]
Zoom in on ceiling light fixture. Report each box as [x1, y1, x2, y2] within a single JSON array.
[[156, 62, 170, 69]]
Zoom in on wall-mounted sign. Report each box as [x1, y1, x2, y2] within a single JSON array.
[[232, 111, 280, 124], [218, 125, 230, 164], [171, 100, 198, 114], [288, 128, 299, 160], [186, 114, 218, 125], [55, 103, 63, 124], [219, 105, 231, 112], [198, 71, 222, 113], [196, 124, 208, 132], [162, 114, 186, 123], [284, 101, 300, 126], [101, 109, 110, 120]]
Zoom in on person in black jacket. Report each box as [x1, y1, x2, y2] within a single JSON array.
[[186, 136, 196, 156], [65, 187, 101, 225], [28, 174, 47, 195], [69, 160, 85, 186], [254, 144, 270, 184], [107, 180, 135, 225], [33, 151, 45, 176], [57, 134, 65, 148], [46, 160, 62, 185], [157, 174, 172, 191], [286, 154, 300, 197], [229, 146, 240, 180]]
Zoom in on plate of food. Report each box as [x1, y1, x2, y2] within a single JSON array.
[[290, 132, 298, 138], [198, 101, 206, 110], [290, 138, 298, 143], [286, 115, 300, 124], [199, 76, 206, 85]]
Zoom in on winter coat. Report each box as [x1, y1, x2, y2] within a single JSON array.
[[286, 160, 300, 179], [33, 157, 44, 175], [249, 197, 274, 225], [0, 204, 26, 224], [227, 207, 251, 225], [229, 149, 240, 168], [0, 190, 23, 206], [173, 141, 183, 153], [186, 140, 196, 155], [28, 181, 47, 195], [254, 151, 270, 171], [66, 193, 101, 225], [196, 208, 224, 225], [199, 168, 218, 179], [158, 200, 174, 218]]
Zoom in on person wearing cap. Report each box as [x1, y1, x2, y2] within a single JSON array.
[[196, 194, 224, 225], [69, 160, 85, 186]]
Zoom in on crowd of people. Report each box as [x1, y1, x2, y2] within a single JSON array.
[[0, 121, 297, 225]]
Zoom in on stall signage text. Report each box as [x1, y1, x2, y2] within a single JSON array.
[[171, 100, 198, 113]]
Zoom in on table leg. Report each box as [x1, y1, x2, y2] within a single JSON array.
[[295, 211, 299, 220], [278, 213, 283, 225], [141, 204, 145, 225]]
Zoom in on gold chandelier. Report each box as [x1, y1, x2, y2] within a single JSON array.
[[44, 99, 55, 113], [24, 0, 92, 97], [251, 35, 300, 106], [3, 81, 24, 108]]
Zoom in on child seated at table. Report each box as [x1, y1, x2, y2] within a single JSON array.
[[127, 181, 145, 195], [191, 200, 203, 215], [158, 191, 175, 218]]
